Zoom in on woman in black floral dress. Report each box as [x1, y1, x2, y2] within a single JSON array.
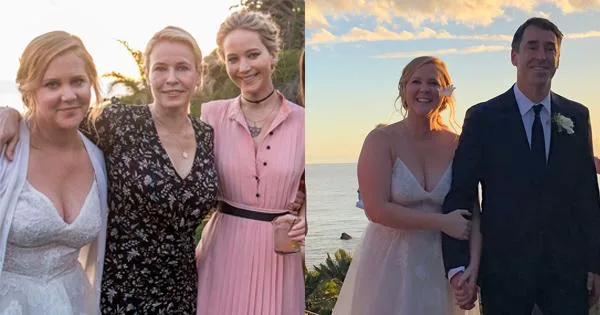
[[82, 26, 218, 314]]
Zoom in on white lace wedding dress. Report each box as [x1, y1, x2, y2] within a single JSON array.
[[333, 159, 481, 315], [0, 181, 102, 315]]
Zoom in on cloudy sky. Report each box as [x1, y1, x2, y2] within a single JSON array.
[[305, 0, 600, 163]]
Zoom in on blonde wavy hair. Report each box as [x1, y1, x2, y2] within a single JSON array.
[[16, 30, 102, 119], [395, 56, 459, 131], [216, 10, 281, 62]]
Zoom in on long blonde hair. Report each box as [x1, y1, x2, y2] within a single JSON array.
[[16, 30, 102, 119], [395, 56, 459, 131]]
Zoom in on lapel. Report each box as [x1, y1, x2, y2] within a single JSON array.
[[545, 93, 570, 182], [496, 87, 535, 173]]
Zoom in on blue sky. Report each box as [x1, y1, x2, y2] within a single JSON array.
[[305, 0, 600, 164]]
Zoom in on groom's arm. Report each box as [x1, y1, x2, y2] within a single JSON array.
[[442, 105, 485, 276], [575, 108, 600, 275]]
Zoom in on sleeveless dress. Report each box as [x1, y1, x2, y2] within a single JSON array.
[[0, 181, 102, 314], [333, 159, 481, 315]]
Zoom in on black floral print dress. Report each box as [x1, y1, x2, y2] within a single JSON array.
[[81, 101, 218, 314]]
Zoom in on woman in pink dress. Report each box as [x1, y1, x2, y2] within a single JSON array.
[[195, 10, 306, 315]]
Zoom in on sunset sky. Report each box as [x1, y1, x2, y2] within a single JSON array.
[[305, 0, 600, 164], [0, 0, 240, 111]]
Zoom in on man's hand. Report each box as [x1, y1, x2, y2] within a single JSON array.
[[450, 271, 477, 310]]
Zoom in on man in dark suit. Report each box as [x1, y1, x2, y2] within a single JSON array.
[[442, 17, 600, 314]]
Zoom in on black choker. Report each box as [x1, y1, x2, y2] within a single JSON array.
[[242, 89, 275, 104]]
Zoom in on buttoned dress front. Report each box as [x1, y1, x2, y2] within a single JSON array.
[[196, 93, 305, 315]]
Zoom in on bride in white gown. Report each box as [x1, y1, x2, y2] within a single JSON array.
[[333, 56, 481, 315], [0, 31, 108, 314]]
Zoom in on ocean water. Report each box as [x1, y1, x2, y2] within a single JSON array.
[[304, 163, 600, 269], [305, 163, 367, 268]]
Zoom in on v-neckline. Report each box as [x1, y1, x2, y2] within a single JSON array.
[[26, 180, 96, 226], [394, 158, 451, 194], [148, 106, 197, 181]]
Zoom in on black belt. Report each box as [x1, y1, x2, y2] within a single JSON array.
[[219, 202, 289, 222]]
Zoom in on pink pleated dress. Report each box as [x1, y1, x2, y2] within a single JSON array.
[[196, 92, 305, 315]]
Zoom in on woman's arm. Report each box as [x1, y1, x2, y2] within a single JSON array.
[[0, 107, 22, 161]]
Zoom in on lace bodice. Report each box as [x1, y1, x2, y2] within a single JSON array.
[[4, 181, 101, 279]]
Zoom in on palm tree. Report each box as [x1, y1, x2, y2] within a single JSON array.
[[102, 40, 152, 105], [312, 249, 352, 282]]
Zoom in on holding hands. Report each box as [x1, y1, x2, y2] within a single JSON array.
[[450, 268, 478, 310]]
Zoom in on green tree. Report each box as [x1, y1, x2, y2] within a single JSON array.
[[102, 40, 151, 105], [105, 3, 304, 113], [232, 0, 305, 50]]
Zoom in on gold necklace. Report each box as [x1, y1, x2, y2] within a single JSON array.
[[153, 114, 192, 159]]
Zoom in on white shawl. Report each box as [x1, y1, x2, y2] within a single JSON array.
[[0, 120, 108, 314]]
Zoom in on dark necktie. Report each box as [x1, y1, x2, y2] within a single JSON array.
[[531, 104, 546, 170]]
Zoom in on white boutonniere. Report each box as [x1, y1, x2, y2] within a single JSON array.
[[438, 84, 455, 97], [553, 113, 574, 134]]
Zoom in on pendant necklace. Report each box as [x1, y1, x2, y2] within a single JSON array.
[[241, 89, 278, 138], [153, 113, 191, 159]]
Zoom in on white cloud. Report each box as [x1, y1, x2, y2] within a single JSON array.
[[373, 45, 510, 58], [307, 0, 600, 29], [307, 25, 600, 45], [566, 30, 600, 38], [308, 26, 511, 45]]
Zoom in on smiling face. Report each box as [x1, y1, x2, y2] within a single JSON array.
[[33, 51, 91, 130], [511, 25, 560, 89], [403, 63, 445, 118], [222, 28, 276, 98], [147, 40, 200, 110]]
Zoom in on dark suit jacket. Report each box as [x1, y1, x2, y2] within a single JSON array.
[[441, 86, 600, 293]]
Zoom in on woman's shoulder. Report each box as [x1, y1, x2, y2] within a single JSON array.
[[363, 123, 397, 152]]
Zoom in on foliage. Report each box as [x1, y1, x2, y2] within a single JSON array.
[[102, 40, 151, 105], [304, 249, 353, 315], [102, 2, 304, 113], [232, 0, 305, 50]]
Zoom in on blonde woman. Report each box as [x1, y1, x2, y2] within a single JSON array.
[[332, 56, 481, 315], [0, 31, 108, 314], [195, 10, 306, 315]]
